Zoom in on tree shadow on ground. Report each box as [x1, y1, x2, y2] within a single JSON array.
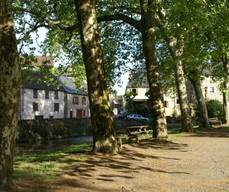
[[129, 139, 188, 152], [167, 123, 229, 138], [13, 138, 190, 192], [186, 126, 229, 138]]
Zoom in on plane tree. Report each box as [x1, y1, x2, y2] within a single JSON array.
[[14, 0, 119, 153], [97, 0, 168, 138], [180, 0, 228, 127], [14, 0, 168, 139], [0, 0, 21, 188], [206, 1, 229, 124], [155, 0, 214, 128], [153, 0, 194, 131]]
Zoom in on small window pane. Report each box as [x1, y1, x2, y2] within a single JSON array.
[[54, 103, 59, 112], [33, 102, 38, 111], [164, 101, 169, 108], [132, 89, 137, 94], [45, 90, 49, 99], [33, 89, 38, 99], [55, 91, 59, 99], [73, 96, 79, 104], [77, 109, 83, 118], [209, 87, 214, 93], [82, 97, 86, 105]]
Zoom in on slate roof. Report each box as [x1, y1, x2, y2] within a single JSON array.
[[59, 76, 87, 95], [22, 71, 87, 96], [22, 70, 64, 91]]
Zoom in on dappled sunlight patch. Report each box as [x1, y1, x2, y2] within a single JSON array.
[[14, 161, 59, 180], [10, 134, 229, 191], [13, 143, 92, 187]]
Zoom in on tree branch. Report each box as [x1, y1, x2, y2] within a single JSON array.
[[98, 14, 141, 31], [15, 7, 141, 35]]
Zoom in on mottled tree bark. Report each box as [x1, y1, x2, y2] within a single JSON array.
[[222, 55, 229, 124], [74, 0, 118, 153], [154, 7, 193, 132], [189, 71, 209, 128], [169, 38, 193, 132], [140, 0, 167, 139], [0, 0, 20, 188], [222, 86, 228, 124], [174, 62, 193, 132]]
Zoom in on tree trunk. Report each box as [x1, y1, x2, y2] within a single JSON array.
[[74, 0, 118, 153], [174, 62, 193, 132], [140, 0, 167, 139], [0, 0, 20, 188], [222, 55, 229, 124], [154, 5, 193, 132], [170, 38, 193, 132], [189, 72, 209, 128], [222, 89, 228, 124]]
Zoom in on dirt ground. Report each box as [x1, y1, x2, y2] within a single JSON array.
[[15, 127, 229, 192]]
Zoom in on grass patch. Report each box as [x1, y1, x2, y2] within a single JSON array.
[[167, 124, 182, 139], [14, 142, 92, 181]]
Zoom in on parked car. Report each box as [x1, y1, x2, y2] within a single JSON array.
[[127, 114, 149, 121], [116, 112, 127, 119]]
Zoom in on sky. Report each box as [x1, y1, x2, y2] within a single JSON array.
[[113, 71, 129, 95]]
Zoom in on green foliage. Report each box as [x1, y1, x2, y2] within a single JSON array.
[[206, 99, 224, 119], [172, 110, 178, 118], [124, 90, 137, 114]]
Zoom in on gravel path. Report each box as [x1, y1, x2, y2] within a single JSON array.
[[15, 128, 229, 192]]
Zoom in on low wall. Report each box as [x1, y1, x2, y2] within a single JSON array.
[[17, 118, 151, 144], [17, 118, 92, 143], [114, 118, 149, 130]]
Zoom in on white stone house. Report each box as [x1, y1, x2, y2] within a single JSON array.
[[202, 77, 223, 101], [19, 72, 90, 120], [126, 75, 226, 117], [60, 76, 90, 119], [20, 88, 65, 120], [126, 85, 179, 116]]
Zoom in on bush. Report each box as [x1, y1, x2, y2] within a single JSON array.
[[206, 100, 224, 119]]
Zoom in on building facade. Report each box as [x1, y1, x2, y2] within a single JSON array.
[[126, 75, 226, 117], [20, 72, 90, 120]]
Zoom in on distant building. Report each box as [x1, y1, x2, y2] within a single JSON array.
[[59, 76, 90, 119], [126, 74, 225, 117], [202, 77, 223, 101], [19, 64, 90, 120], [126, 83, 179, 117]]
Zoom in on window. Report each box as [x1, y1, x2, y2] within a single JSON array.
[[164, 101, 169, 108], [70, 110, 73, 118], [45, 90, 49, 99], [132, 88, 137, 94], [176, 99, 179, 104], [33, 89, 38, 99], [54, 91, 59, 99], [54, 103, 59, 112], [77, 109, 83, 118], [209, 87, 214, 93], [73, 96, 79, 104], [83, 110, 86, 117], [82, 97, 86, 105], [33, 102, 38, 112]]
